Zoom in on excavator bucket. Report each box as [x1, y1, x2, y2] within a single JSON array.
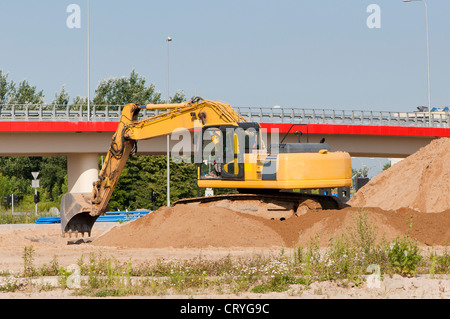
[[60, 193, 98, 238]]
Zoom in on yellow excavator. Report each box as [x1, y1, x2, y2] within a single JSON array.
[[60, 97, 352, 237]]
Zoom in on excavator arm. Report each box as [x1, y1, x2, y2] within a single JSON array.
[[60, 97, 246, 237]]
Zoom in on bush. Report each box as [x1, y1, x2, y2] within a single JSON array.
[[388, 236, 422, 277]]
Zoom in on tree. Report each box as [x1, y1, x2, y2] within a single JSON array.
[[9, 80, 44, 105], [352, 167, 370, 178], [0, 70, 45, 105], [0, 156, 67, 206], [93, 69, 162, 105], [0, 157, 41, 182], [39, 157, 67, 201], [71, 96, 88, 106], [170, 90, 187, 103], [0, 174, 30, 208], [52, 86, 70, 108], [0, 70, 15, 104], [382, 162, 391, 171], [108, 155, 198, 211]]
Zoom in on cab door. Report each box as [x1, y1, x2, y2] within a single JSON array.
[[198, 126, 245, 181], [220, 127, 245, 180]]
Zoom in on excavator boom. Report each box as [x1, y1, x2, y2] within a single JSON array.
[[60, 97, 352, 238], [60, 97, 246, 236]]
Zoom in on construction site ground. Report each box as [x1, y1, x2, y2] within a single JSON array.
[[1, 205, 450, 299], [1, 137, 450, 299]]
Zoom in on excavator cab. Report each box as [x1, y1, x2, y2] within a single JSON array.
[[197, 122, 261, 181]]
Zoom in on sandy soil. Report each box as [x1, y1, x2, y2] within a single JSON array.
[[1, 137, 449, 299], [349, 137, 450, 214], [1, 206, 450, 299]]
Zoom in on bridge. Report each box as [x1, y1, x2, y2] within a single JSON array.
[[0, 103, 448, 194]]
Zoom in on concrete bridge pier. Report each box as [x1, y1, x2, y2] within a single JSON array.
[[67, 153, 99, 194]]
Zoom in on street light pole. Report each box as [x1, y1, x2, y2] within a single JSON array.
[[166, 36, 172, 103], [403, 0, 431, 126], [166, 36, 172, 207], [87, 0, 91, 121]]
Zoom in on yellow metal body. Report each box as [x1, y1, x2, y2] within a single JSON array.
[[198, 151, 352, 189]]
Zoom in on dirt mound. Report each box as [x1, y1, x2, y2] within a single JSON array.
[[93, 138, 450, 249], [93, 203, 450, 248], [349, 137, 450, 213], [93, 204, 285, 248]]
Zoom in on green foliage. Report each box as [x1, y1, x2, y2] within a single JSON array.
[[432, 250, 450, 274], [251, 275, 294, 293], [71, 96, 88, 106], [349, 209, 377, 255], [39, 157, 67, 201], [388, 236, 422, 277], [10, 80, 44, 105], [170, 90, 187, 103], [0, 69, 45, 107], [352, 167, 369, 178], [0, 156, 67, 211], [0, 174, 30, 208], [109, 155, 199, 210], [23, 245, 36, 277], [93, 69, 162, 105], [0, 70, 15, 104], [52, 86, 70, 107]]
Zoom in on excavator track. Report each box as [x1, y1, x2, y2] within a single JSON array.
[[172, 192, 346, 218]]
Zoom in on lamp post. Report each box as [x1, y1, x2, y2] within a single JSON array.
[[87, 0, 90, 121], [166, 36, 172, 103], [166, 36, 172, 207], [403, 0, 432, 126]]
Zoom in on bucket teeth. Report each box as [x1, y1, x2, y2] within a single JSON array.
[[63, 229, 92, 240]]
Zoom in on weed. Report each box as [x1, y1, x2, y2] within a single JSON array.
[[38, 255, 60, 276], [429, 249, 450, 275], [293, 244, 303, 265], [7, 213, 450, 297], [0, 277, 22, 292], [23, 245, 36, 277], [251, 274, 294, 293], [388, 236, 422, 277], [349, 209, 377, 255]]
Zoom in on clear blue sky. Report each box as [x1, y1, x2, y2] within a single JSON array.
[[0, 0, 449, 112]]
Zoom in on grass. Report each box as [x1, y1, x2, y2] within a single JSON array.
[[0, 209, 58, 224], [0, 211, 40, 224], [0, 198, 60, 224], [1, 209, 450, 296]]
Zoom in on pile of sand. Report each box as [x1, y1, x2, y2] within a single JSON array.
[[93, 204, 450, 248], [92, 137, 450, 249], [349, 137, 450, 213]]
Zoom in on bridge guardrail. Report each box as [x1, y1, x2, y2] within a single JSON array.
[[0, 104, 448, 128]]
